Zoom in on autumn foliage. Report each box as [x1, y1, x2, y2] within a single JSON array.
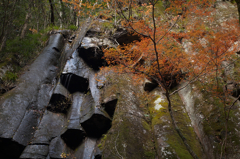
[[102, 0, 240, 91], [62, 0, 240, 158], [62, 0, 240, 91]]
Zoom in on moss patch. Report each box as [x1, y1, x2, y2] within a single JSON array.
[[149, 92, 204, 158]]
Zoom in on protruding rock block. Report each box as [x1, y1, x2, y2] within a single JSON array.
[[37, 84, 53, 110], [144, 78, 158, 92], [68, 92, 84, 129], [73, 137, 102, 159], [62, 50, 90, 79], [60, 73, 89, 94], [49, 136, 73, 158], [113, 28, 142, 45], [12, 110, 41, 146], [103, 98, 118, 118], [78, 36, 116, 70], [60, 93, 86, 149], [60, 49, 90, 93], [61, 129, 86, 150], [47, 82, 71, 113], [31, 111, 66, 145], [20, 145, 48, 159], [89, 72, 101, 106], [81, 138, 100, 159], [80, 94, 111, 138], [78, 47, 107, 70]]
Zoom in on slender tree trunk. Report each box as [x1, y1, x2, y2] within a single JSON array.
[[165, 90, 199, 159], [0, 32, 7, 52], [0, 0, 17, 52], [59, 0, 63, 28], [235, 0, 240, 24], [49, 0, 55, 25], [20, 11, 32, 39]]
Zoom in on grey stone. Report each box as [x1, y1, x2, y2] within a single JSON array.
[[37, 84, 53, 110], [0, 33, 64, 139], [20, 145, 48, 158], [49, 136, 73, 158], [12, 110, 41, 146], [80, 94, 111, 138], [47, 82, 71, 113], [32, 110, 67, 144]]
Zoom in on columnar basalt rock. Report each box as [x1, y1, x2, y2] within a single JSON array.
[[0, 33, 65, 159], [3, 16, 240, 159], [47, 81, 71, 113]]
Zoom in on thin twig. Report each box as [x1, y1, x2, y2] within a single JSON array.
[[114, 131, 124, 159]]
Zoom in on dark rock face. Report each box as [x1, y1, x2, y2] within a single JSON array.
[[60, 73, 89, 94], [103, 98, 118, 118], [113, 28, 142, 45], [61, 129, 85, 149], [47, 82, 72, 113], [144, 79, 158, 92], [78, 47, 107, 70], [0, 19, 117, 158], [80, 94, 111, 138], [0, 33, 65, 158]]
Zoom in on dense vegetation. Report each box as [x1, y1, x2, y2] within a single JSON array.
[[0, 0, 79, 89]]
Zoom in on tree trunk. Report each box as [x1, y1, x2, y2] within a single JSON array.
[[20, 11, 32, 39], [0, 0, 17, 52], [59, 0, 63, 28], [49, 0, 55, 25], [0, 32, 7, 52], [165, 90, 199, 159], [235, 0, 240, 24]]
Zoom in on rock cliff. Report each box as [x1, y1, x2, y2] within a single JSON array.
[[1, 3, 240, 158]]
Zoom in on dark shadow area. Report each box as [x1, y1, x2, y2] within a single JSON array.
[[0, 83, 15, 96], [81, 114, 111, 138], [61, 129, 86, 150], [95, 154, 102, 159], [47, 94, 71, 113], [0, 138, 25, 159], [144, 80, 159, 92], [145, 71, 185, 91], [163, 72, 185, 89], [60, 73, 89, 94], [114, 29, 142, 45], [78, 47, 108, 70], [103, 99, 118, 118]]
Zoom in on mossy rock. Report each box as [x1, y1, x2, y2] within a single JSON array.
[[149, 91, 204, 159]]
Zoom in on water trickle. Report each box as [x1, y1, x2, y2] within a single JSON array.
[[66, 73, 72, 91]]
